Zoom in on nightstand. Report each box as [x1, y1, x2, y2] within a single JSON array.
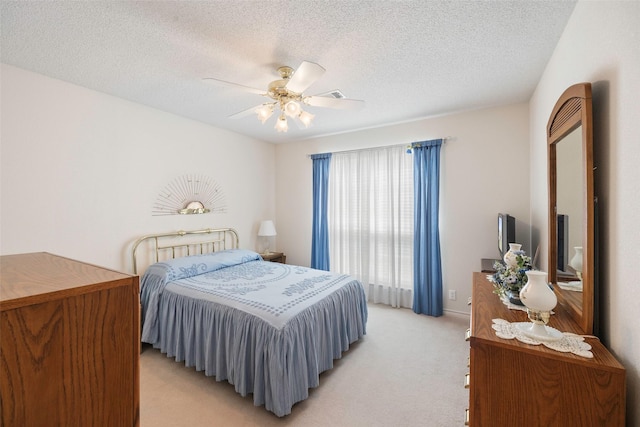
[[261, 252, 286, 264]]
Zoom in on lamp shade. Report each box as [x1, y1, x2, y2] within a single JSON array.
[[298, 110, 314, 128], [519, 270, 556, 312], [284, 101, 301, 117], [274, 115, 288, 132], [569, 246, 583, 274], [256, 104, 274, 123], [258, 220, 277, 237]]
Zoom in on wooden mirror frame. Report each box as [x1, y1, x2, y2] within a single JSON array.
[[547, 82, 594, 335]]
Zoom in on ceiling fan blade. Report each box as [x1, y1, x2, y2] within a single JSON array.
[[305, 95, 365, 110], [229, 104, 262, 119], [203, 77, 266, 96], [285, 61, 325, 94]]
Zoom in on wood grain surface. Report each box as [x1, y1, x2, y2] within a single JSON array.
[[1, 253, 140, 426]]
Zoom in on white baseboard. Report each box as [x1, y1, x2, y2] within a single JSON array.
[[443, 308, 471, 317]]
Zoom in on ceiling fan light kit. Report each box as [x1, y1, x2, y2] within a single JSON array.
[[205, 61, 363, 133]]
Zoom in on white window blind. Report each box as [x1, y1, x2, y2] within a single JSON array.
[[328, 145, 414, 308]]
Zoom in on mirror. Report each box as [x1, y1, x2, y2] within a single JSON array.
[[547, 82, 594, 335]]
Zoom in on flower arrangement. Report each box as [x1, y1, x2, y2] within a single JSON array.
[[490, 250, 533, 299]]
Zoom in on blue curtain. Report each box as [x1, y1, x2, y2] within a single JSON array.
[[311, 153, 332, 270], [412, 139, 443, 316]]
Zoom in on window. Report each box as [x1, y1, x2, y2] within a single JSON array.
[[329, 145, 413, 308]]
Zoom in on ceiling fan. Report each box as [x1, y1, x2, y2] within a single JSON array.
[[204, 61, 364, 132]]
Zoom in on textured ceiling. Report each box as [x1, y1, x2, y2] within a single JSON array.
[[1, 1, 576, 144]]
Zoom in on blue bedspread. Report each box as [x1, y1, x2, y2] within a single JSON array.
[[139, 249, 368, 417]]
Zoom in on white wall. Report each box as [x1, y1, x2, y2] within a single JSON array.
[[276, 104, 530, 314], [1, 64, 277, 273], [529, 1, 640, 423]]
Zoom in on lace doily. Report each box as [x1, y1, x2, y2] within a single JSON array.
[[491, 318, 593, 358]]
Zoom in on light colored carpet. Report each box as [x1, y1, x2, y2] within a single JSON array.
[[140, 303, 470, 426]]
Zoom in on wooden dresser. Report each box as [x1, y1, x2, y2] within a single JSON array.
[[466, 272, 625, 426], [0, 252, 140, 426]]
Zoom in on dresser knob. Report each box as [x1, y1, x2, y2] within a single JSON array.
[[464, 373, 471, 389], [465, 408, 470, 425], [465, 328, 471, 341]]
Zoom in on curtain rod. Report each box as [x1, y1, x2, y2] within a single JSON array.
[[306, 136, 452, 158]]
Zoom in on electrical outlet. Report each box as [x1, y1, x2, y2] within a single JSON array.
[[449, 290, 457, 300]]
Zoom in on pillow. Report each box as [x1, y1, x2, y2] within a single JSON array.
[[144, 249, 262, 283]]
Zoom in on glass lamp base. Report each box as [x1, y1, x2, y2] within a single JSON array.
[[515, 322, 563, 342]]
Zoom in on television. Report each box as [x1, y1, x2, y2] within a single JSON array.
[[498, 213, 516, 257], [557, 214, 569, 272]]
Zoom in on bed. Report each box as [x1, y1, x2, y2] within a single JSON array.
[[132, 228, 368, 417]]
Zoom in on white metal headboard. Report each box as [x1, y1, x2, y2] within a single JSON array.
[[131, 227, 239, 274]]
